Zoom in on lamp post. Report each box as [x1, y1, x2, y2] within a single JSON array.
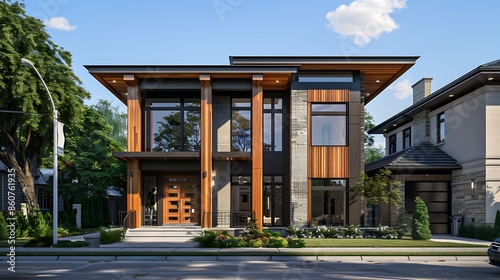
[[21, 58, 58, 245]]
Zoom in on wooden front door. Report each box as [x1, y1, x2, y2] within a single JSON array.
[[163, 178, 200, 224]]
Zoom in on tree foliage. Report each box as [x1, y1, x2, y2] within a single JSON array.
[[352, 169, 401, 225], [91, 99, 127, 150], [58, 106, 126, 198], [0, 1, 89, 212], [364, 110, 385, 163], [411, 196, 432, 240]]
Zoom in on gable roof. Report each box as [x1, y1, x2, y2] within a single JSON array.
[[365, 142, 461, 173], [370, 59, 500, 134]]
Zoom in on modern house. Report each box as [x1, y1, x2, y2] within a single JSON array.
[[85, 56, 418, 229], [367, 60, 500, 234]]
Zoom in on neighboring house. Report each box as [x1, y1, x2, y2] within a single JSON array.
[[367, 60, 500, 234], [85, 55, 418, 229], [0, 160, 51, 213]]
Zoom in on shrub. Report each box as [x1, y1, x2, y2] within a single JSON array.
[[287, 237, 306, 248], [364, 226, 399, 239], [0, 212, 8, 240], [191, 230, 217, 248], [495, 210, 500, 229], [15, 212, 30, 238], [411, 196, 432, 240], [99, 227, 123, 244], [31, 212, 52, 238], [459, 225, 500, 241], [249, 238, 264, 248], [266, 236, 288, 248]]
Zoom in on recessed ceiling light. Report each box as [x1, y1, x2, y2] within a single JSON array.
[[488, 77, 494, 81], [376, 80, 380, 83], [449, 94, 454, 97], [112, 80, 117, 83], [393, 124, 397, 126], [125, 92, 128, 96], [276, 80, 279, 83], [383, 129, 387, 132]]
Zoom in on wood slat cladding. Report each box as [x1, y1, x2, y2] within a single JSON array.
[[252, 75, 264, 229], [308, 89, 349, 103], [309, 146, 349, 178], [200, 75, 213, 228]]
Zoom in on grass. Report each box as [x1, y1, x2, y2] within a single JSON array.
[[304, 238, 488, 248]]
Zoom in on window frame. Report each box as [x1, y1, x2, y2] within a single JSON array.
[[144, 97, 201, 152], [231, 97, 252, 152], [310, 103, 348, 146], [403, 128, 411, 149], [389, 134, 397, 154], [437, 112, 445, 143], [263, 97, 283, 152]]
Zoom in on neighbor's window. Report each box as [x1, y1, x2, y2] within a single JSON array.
[[389, 134, 397, 154], [437, 112, 445, 143], [231, 98, 251, 152], [311, 103, 347, 146], [403, 128, 411, 149]]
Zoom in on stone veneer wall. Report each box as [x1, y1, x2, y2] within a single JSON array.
[[290, 89, 308, 226], [412, 109, 430, 146], [212, 96, 231, 152], [451, 171, 486, 226], [213, 161, 231, 227]]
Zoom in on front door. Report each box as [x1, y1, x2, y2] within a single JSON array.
[[163, 177, 200, 224]]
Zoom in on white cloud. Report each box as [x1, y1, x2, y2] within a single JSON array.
[[44, 17, 77, 31], [391, 79, 412, 100], [326, 0, 406, 46]]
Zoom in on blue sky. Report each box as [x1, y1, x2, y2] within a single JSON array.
[[24, 0, 500, 147]]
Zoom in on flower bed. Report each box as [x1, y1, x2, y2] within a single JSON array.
[[286, 225, 402, 239]]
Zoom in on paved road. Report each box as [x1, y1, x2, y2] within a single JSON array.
[[1, 259, 498, 280]]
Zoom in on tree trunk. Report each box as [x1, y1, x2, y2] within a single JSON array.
[[1, 151, 40, 213]]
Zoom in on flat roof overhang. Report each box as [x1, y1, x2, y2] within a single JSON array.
[[84, 65, 299, 104], [230, 56, 419, 104]]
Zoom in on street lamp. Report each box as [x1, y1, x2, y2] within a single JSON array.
[[21, 58, 58, 245]]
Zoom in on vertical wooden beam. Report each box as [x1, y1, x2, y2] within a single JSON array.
[[252, 75, 263, 229], [125, 75, 142, 228], [200, 74, 213, 228]]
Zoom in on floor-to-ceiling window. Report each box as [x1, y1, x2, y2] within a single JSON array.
[[231, 98, 252, 152], [231, 175, 252, 226], [263, 175, 283, 226], [263, 98, 283, 151], [311, 179, 346, 226], [144, 97, 201, 152]]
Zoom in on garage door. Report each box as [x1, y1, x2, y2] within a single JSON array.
[[405, 182, 450, 234]]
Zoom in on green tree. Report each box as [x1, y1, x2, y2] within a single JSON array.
[[364, 110, 385, 163], [352, 169, 401, 225], [411, 196, 432, 240], [58, 107, 126, 199], [91, 100, 127, 150], [0, 1, 89, 212]]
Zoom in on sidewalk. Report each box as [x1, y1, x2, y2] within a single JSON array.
[[0, 234, 490, 263]]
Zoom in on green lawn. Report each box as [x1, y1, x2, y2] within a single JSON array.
[[304, 238, 488, 247]]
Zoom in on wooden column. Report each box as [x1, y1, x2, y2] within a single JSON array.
[[252, 75, 263, 229], [200, 74, 213, 228], [125, 74, 142, 228]]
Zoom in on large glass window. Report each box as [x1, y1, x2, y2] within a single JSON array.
[[403, 128, 411, 149], [311, 103, 347, 146], [231, 98, 251, 152], [263, 98, 283, 151], [145, 98, 200, 151], [389, 134, 397, 154], [437, 112, 445, 143], [263, 175, 283, 226], [231, 175, 252, 227], [311, 179, 346, 226]]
